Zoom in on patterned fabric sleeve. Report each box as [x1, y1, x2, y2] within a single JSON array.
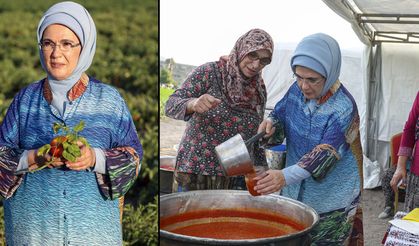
[[298, 106, 359, 181], [0, 96, 25, 198], [165, 62, 216, 121], [398, 91, 419, 156], [298, 144, 340, 181], [0, 147, 24, 198], [95, 96, 143, 200], [96, 147, 141, 199]]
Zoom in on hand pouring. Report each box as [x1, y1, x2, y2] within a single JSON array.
[[215, 131, 266, 176]]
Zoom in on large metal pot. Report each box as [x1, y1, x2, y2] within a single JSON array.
[[160, 156, 176, 195], [160, 190, 319, 246]]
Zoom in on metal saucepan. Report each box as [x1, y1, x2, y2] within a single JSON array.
[[215, 131, 267, 176], [215, 121, 279, 176]]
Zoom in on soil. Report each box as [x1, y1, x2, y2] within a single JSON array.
[[159, 116, 403, 246]]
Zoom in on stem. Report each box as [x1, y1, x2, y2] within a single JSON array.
[[30, 162, 51, 173]]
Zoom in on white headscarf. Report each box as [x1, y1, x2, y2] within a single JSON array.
[[37, 1, 97, 114]]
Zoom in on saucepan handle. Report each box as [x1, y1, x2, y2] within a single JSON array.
[[244, 131, 266, 147], [244, 121, 279, 147]]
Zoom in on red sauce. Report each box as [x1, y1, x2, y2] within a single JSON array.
[[160, 164, 175, 171], [160, 209, 306, 240], [245, 170, 259, 196], [224, 160, 254, 176], [245, 166, 267, 196]]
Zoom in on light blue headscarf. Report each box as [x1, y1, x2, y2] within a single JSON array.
[[37, 1, 96, 115], [290, 33, 341, 98]]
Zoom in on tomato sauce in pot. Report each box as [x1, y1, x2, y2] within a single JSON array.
[[160, 209, 306, 239]]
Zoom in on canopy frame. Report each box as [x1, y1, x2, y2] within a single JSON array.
[[341, 0, 419, 45]]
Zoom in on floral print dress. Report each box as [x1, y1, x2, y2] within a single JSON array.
[[165, 61, 267, 190]]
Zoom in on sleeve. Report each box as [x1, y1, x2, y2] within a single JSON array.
[[398, 91, 419, 157], [0, 96, 25, 198], [95, 97, 143, 200], [165, 62, 215, 121], [282, 164, 311, 185], [297, 103, 359, 181]]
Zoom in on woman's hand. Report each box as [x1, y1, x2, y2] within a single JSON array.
[[390, 156, 408, 192], [254, 169, 285, 195], [27, 149, 65, 171], [65, 141, 96, 171], [257, 118, 276, 138], [186, 94, 221, 114], [390, 166, 407, 193]]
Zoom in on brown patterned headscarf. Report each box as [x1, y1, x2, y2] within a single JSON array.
[[219, 28, 274, 114]]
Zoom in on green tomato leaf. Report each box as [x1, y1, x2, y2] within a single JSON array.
[[62, 141, 70, 149], [62, 150, 76, 162], [37, 144, 51, 156], [67, 134, 76, 143], [67, 143, 81, 158], [78, 137, 90, 148], [53, 123, 62, 134], [73, 120, 85, 133]]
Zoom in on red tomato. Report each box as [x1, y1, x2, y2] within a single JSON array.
[[49, 136, 67, 157]]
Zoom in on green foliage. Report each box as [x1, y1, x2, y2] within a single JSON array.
[[160, 68, 175, 86], [160, 86, 174, 117], [122, 197, 158, 246], [0, 0, 157, 244]]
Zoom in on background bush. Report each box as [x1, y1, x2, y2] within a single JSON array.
[[0, 0, 158, 245]]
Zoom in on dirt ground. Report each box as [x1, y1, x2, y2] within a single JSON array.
[[160, 116, 403, 246]]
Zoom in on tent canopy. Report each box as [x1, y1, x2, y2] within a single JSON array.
[[318, 0, 419, 188], [323, 0, 419, 45]]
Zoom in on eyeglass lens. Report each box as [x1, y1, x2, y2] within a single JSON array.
[[247, 51, 271, 66]]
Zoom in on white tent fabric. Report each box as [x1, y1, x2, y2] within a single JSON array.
[[293, 0, 419, 188]]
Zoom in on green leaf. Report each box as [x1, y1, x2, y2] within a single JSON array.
[[73, 120, 85, 133], [37, 144, 51, 156], [62, 141, 70, 149], [79, 137, 90, 148], [62, 150, 76, 162], [67, 134, 76, 143], [52, 123, 62, 134], [67, 143, 81, 157]]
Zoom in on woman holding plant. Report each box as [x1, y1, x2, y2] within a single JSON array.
[[0, 1, 142, 245]]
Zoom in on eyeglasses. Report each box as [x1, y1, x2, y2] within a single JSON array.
[[246, 51, 271, 66], [293, 73, 324, 85], [39, 39, 81, 52]]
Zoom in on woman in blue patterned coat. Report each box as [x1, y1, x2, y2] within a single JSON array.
[[255, 33, 363, 245], [0, 2, 142, 245]]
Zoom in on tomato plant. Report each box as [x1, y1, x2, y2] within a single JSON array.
[[49, 136, 67, 158], [34, 120, 89, 172]]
